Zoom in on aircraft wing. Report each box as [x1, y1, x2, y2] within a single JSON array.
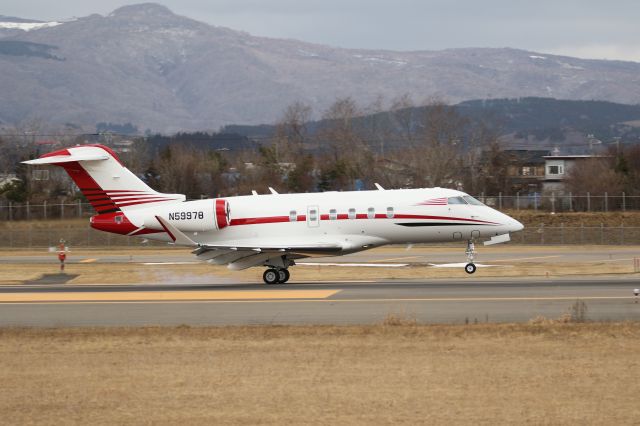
[[155, 215, 342, 270]]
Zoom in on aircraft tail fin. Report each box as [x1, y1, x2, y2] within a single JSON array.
[[23, 144, 185, 214]]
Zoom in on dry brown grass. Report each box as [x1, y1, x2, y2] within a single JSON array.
[[0, 323, 638, 424]]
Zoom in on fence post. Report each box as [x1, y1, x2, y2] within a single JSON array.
[[61, 202, 64, 219], [587, 192, 591, 212], [78, 199, 82, 218], [43, 201, 47, 220], [516, 192, 520, 211], [551, 191, 556, 214], [27, 201, 30, 220], [8, 201, 12, 221], [569, 192, 573, 212], [622, 192, 626, 212], [605, 192, 608, 212], [499, 192, 502, 210], [534, 192, 538, 211]]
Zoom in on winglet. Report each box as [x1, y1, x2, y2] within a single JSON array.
[[251, 190, 258, 196], [155, 215, 198, 246], [374, 183, 385, 191], [268, 187, 279, 194]]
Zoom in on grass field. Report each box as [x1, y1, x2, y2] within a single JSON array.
[[0, 322, 639, 424]]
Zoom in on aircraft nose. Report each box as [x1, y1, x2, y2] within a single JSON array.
[[509, 219, 524, 232]]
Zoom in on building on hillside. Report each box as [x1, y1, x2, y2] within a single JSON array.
[[502, 150, 548, 194], [541, 154, 608, 193]]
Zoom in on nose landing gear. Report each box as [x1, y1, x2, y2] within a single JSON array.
[[465, 240, 476, 274]]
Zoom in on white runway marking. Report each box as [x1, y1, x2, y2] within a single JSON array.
[[428, 263, 504, 268], [297, 263, 408, 268], [141, 262, 200, 265]]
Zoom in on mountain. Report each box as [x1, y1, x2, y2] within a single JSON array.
[[225, 98, 640, 153], [2, 3, 640, 133]]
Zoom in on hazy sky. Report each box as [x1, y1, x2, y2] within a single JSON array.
[[3, 0, 640, 62]]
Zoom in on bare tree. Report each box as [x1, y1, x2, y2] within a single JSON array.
[[273, 102, 315, 192], [403, 100, 466, 188], [564, 157, 624, 195], [317, 97, 374, 190]]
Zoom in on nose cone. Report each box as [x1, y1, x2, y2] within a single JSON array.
[[509, 219, 524, 232]]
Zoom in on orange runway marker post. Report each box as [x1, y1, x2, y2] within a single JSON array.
[[57, 239, 67, 273]]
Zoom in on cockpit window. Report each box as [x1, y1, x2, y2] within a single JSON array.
[[463, 195, 485, 206], [447, 196, 467, 205]]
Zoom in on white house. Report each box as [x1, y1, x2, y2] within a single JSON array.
[[542, 154, 606, 193]]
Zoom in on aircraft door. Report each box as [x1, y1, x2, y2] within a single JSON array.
[[307, 205, 320, 228]]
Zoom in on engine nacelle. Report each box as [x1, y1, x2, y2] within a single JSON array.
[[141, 198, 230, 232]]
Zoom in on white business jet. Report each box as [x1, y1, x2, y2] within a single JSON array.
[[24, 145, 523, 284]]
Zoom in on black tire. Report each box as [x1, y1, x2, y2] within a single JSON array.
[[465, 263, 477, 274], [263, 268, 279, 284], [278, 269, 290, 283]]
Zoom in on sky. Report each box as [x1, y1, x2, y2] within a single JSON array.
[[3, 0, 640, 62]]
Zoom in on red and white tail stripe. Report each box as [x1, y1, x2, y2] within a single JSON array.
[[416, 197, 448, 206], [23, 145, 185, 214]]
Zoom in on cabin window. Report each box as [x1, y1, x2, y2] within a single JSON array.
[[309, 209, 317, 221], [386, 207, 394, 219], [367, 207, 375, 219], [447, 196, 466, 205], [114, 215, 123, 224], [463, 196, 485, 206], [348, 208, 356, 219], [329, 209, 337, 220], [289, 210, 297, 221]]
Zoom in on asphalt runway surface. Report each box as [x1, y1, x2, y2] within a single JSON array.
[[1, 278, 639, 326], [2, 246, 639, 265]]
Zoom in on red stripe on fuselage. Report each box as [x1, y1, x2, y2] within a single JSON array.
[[228, 213, 499, 226]]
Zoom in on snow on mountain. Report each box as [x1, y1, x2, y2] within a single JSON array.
[[1, 3, 640, 133]]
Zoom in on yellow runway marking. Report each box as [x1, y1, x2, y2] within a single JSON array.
[[491, 255, 563, 262], [79, 258, 98, 263], [0, 289, 340, 303]]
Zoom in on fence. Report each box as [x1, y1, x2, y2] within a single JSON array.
[[480, 193, 640, 212], [1, 193, 640, 221], [0, 225, 639, 248]]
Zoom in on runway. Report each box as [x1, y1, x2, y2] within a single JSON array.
[[1, 277, 638, 326], [2, 246, 639, 265]]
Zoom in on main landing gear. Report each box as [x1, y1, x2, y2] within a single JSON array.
[[263, 268, 290, 284], [465, 240, 477, 274]]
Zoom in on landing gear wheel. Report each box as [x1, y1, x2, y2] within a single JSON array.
[[278, 269, 290, 284], [263, 268, 279, 284], [465, 263, 477, 274]]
